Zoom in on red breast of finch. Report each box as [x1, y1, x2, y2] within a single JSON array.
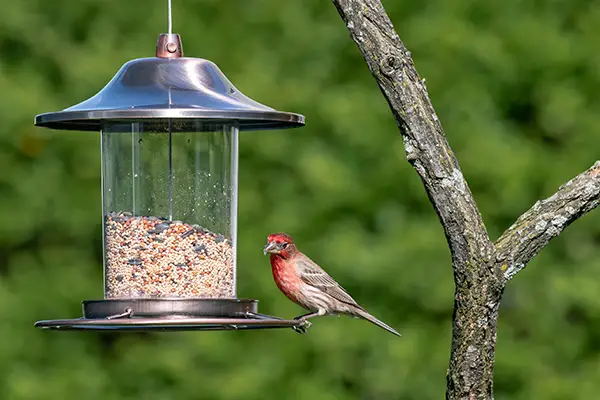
[[263, 233, 401, 336]]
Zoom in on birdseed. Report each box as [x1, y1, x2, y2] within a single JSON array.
[[104, 212, 234, 299]]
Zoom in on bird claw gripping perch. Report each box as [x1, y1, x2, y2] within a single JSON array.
[[292, 318, 312, 334]]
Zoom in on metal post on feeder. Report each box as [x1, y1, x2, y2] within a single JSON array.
[[32, 30, 305, 331]]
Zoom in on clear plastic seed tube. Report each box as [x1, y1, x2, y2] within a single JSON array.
[[101, 122, 238, 299]]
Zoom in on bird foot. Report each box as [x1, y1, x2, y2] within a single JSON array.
[[292, 318, 312, 335]]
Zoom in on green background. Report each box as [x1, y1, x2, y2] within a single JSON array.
[[1, 0, 600, 399]]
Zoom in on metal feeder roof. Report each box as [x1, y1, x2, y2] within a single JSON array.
[[34, 34, 305, 131]]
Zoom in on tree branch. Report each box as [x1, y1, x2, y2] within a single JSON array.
[[331, 2, 502, 399], [331, 1, 600, 399], [495, 161, 600, 281]]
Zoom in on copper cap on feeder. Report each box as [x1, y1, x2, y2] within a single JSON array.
[[156, 33, 183, 58]]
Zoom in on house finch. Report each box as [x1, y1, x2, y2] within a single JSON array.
[[263, 232, 401, 336]]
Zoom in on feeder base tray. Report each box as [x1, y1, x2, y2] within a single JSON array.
[[34, 298, 302, 331], [33, 316, 301, 331]]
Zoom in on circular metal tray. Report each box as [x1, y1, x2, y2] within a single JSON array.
[[35, 298, 302, 332], [34, 316, 300, 331]]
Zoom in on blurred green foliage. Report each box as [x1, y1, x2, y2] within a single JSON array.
[[1, 0, 600, 399]]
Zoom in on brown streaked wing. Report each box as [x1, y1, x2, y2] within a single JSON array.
[[295, 256, 359, 306]]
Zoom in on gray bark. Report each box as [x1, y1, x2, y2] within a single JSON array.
[[330, 1, 600, 399]]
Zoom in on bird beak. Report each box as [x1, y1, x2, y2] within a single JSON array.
[[263, 241, 278, 255]]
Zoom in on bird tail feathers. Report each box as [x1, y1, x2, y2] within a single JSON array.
[[354, 308, 401, 337]]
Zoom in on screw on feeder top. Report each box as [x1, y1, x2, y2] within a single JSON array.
[[156, 33, 183, 58]]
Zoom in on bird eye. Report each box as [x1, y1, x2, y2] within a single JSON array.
[[281, 243, 289, 249]]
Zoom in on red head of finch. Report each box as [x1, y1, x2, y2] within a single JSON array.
[[264, 233, 401, 336]]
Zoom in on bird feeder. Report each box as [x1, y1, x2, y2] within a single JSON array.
[[33, 33, 305, 331]]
